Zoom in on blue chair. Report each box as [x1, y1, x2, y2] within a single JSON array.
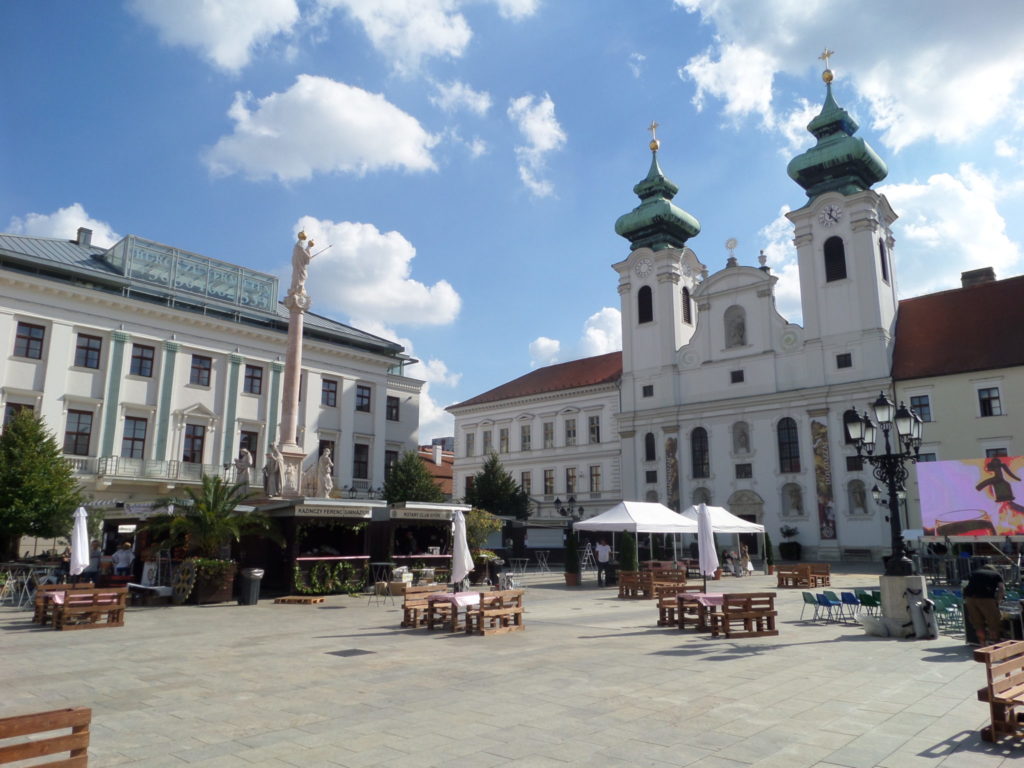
[[816, 592, 842, 622], [840, 591, 861, 621], [800, 591, 820, 621]]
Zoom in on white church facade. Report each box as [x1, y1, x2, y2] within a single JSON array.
[[452, 67, 921, 562]]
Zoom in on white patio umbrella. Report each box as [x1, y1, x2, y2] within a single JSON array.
[[696, 503, 719, 592], [451, 509, 474, 589], [69, 506, 90, 578]]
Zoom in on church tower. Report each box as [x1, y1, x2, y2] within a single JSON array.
[[786, 53, 898, 382], [612, 128, 702, 409]]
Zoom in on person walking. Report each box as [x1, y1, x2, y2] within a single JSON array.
[[595, 539, 612, 587], [963, 561, 1006, 646], [740, 545, 753, 577]]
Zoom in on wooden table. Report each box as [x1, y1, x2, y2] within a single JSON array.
[[678, 592, 723, 632], [426, 591, 480, 632]]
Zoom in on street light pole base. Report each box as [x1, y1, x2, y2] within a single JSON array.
[[883, 555, 915, 577]]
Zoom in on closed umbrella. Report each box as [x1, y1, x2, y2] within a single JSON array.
[[69, 506, 89, 579], [696, 503, 719, 592], [451, 509, 474, 589]]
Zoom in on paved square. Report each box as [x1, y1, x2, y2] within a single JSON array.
[[3, 568, 1022, 767]]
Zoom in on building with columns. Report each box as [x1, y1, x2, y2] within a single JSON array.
[[452, 68, 918, 562], [0, 228, 423, 510]]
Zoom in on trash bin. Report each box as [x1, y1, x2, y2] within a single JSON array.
[[238, 568, 264, 605]]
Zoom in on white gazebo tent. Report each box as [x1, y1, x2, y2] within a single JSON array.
[[574, 501, 694, 562], [679, 505, 766, 568]]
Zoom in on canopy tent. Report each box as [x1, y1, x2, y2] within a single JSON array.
[[678, 505, 764, 534], [574, 501, 694, 534]]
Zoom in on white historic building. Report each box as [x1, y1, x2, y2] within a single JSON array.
[[452, 68, 921, 561], [0, 227, 423, 509]]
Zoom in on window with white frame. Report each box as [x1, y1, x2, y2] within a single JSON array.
[[588, 415, 600, 444], [520, 424, 531, 451], [499, 427, 509, 453], [543, 421, 554, 449], [465, 432, 475, 457], [589, 465, 601, 492], [909, 394, 931, 422], [565, 418, 576, 446], [978, 386, 1003, 417]]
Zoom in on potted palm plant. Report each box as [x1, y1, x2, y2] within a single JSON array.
[[145, 475, 276, 604], [564, 530, 581, 586], [778, 525, 802, 561]]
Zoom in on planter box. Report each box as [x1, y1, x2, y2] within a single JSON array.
[[194, 566, 237, 604]]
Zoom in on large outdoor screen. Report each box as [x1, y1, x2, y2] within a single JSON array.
[[917, 456, 1024, 536]]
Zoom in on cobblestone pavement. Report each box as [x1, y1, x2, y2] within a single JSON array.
[[2, 567, 1022, 767]]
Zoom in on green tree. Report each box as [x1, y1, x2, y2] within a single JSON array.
[[145, 475, 275, 559], [617, 531, 639, 572], [0, 410, 84, 560], [382, 450, 445, 504], [464, 452, 529, 519], [564, 530, 581, 575]]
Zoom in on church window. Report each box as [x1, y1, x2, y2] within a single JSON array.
[[836, 353, 852, 369], [777, 417, 800, 473], [641, 385, 654, 398], [824, 236, 847, 282], [735, 463, 752, 479], [730, 370, 744, 383], [637, 285, 653, 324], [878, 239, 890, 283], [645, 470, 658, 484], [681, 287, 692, 325], [724, 305, 746, 347], [691, 427, 709, 478], [644, 432, 656, 462]]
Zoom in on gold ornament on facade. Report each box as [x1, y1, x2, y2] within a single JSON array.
[[648, 120, 660, 151], [818, 47, 835, 83]]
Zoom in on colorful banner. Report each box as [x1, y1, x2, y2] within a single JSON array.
[[917, 456, 1024, 536], [810, 417, 837, 539]]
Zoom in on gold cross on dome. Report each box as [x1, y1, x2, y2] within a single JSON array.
[[819, 48, 835, 69], [648, 121, 659, 141]]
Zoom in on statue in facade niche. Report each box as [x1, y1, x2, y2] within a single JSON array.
[[733, 423, 750, 454], [263, 447, 284, 497], [728, 314, 746, 347]]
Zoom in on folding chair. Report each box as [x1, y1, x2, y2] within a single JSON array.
[[800, 591, 820, 621]]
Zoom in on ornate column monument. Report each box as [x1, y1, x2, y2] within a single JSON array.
[[274, 231, 317, 497]]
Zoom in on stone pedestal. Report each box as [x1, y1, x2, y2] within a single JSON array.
[[879, 573, 927, 638], [278, 445, 306, 498]]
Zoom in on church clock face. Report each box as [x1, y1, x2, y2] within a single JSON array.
[[818, 204, 843, 227], [634, 258, 653, 278]]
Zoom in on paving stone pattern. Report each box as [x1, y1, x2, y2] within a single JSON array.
[[2, 567, 1021, 767]]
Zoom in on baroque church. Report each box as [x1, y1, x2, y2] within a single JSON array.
[[451, 65, 916, 561]]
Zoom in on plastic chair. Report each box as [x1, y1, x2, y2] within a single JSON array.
[[856, 589, 880, 616], [800, 591, 820, 621], [840, 591, 861, 621], [816, 592, 843, 622]]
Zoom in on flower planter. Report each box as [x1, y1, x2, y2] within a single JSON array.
[[564, 572, 580, 587], [193, 565, 237, 604]]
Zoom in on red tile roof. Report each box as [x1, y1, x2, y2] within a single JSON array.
[[448, 351, 622, 410], [893, 275, 1024, 380], [417, 447, 454, 496]]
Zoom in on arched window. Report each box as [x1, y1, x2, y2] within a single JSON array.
[[692, 486, 711, 505], [724, 305, 746, 347], [644, 432, 656, 462], [781, 483, 803, 517], [777, 417, 800, 473], [878, 238, 889, 283], [691, 427, 709, 478], [645, 490, 659, 503], [681, 286, 692, 325], [824, 236, 847, 282], [637, 285, 653, 324]]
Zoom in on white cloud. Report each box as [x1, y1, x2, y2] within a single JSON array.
[[129, 0, 299, 72], [430, 80, 492, 115], [628, 52, 646, 79], [578, 308, 622, 357], [409, 358, 462, 388], [467, 137, 488, 158], [880, 164, 1021, 296], [507, 93, 566, 197], [777, 98, 818, 155], [492, 0, 538, 20], [528, 337, 560, 367], [674, 0, 1024, 151], [317, 0, 471, 76], [293, 216, 461, 327], [204, 75, 438, 182], [757, 206, 803, 324], [995, 139, 1018, 160], [7, 203, 120, 248]]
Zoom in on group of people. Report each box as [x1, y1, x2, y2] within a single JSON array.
[[722, 545, 755, 576]]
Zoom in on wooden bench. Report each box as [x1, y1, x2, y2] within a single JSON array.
[[33, 583, 94, 625], [618, 571, 643, 599], [51, 588, 127, 631], [466, 589, 524, 636], [775, 563, 831, 588], [0, 706, 90, 766], [657, 584, 703, 627], [709, 592, 779, 639], [974, 639, 1024, 742], [400, 583, 446, 628]]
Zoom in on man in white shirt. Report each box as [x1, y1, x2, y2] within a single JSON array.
[[111, 542, 135, 576], [595, 539, 612, 587]]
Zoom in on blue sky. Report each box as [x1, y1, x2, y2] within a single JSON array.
[[4, 1, 1024, 441]]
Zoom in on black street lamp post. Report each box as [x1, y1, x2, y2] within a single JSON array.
[[844, 392, 923, 576], [555, 495, 585, 533]]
